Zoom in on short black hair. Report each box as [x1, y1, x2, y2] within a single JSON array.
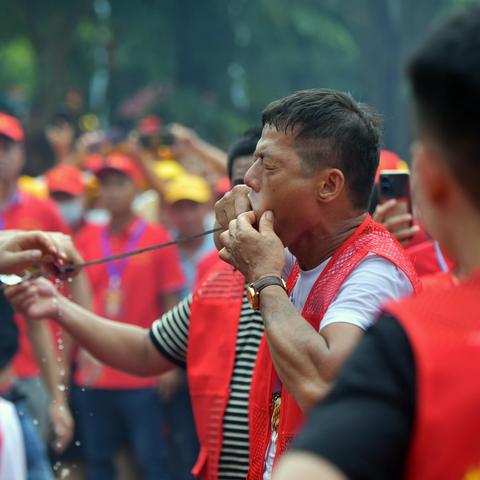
[[227, 128, 262, 181], [408, 5, 480, 207], [262, 89, 382, 210]]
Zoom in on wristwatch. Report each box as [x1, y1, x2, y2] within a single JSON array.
[[246, 275, 287, 311]]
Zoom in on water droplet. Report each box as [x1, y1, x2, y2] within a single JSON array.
[[81, 388, 86, 392], [53, 461, 60, 471], [58, 384, 66, 392], [67, 277, 73, 283], [75, 440, 81, 447], [61, 467, 71, 478], [32, 418, 39, 425]]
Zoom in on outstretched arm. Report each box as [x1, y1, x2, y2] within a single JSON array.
[[7, 278, 175, 377]]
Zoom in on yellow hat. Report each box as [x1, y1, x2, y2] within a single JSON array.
[[165, 174, 212, 204], [18, 176, 48, 199], [153, 160, 185, 181]]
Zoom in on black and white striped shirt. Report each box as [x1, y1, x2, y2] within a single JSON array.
[[149, 288, 263, 480]]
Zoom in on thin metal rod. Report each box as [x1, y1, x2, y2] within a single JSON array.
[[0, 226, 222, 287], [70, 226, 222, 271]]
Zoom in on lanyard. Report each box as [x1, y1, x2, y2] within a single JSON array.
[[100, 218, 147, 284]]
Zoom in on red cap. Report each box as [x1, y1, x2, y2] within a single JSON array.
[[0, 113, 24, 143], [215, 176, 231, 196], [94, 153, 143, 185], [45, 165, 85, 196], [138, 115, 162, 135]]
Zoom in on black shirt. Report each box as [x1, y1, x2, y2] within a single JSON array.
[[291, 314, 415, 480]]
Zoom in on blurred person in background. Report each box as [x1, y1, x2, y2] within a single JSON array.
[[156, 173, 216, 480], [372, 150, 456, 280], [0, 112, 74, 457], [45, 165, 88, 233], [164, 174, 215, 297], [0, 230, 87, 480], [44, 110, 77, 167], [0, 230, 88, 480], [73, 152, 185, 480], [5, 128, 260, 480], [273, 5, 480, 479]]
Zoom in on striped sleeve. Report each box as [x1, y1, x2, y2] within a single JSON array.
[[149, 294, 192, 367]]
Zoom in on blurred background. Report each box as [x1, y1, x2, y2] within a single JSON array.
[[0, 0, 476, 174]]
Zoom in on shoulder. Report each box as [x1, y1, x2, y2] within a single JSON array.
[[19, 193, 69, 232], [321, 254, 413, 331], [348, 254, 413, 295]]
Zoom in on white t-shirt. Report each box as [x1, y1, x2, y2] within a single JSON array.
[[263, 249, 413, 480], [0, 398, 26, 480]]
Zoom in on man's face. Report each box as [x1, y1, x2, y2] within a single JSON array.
[[166, 199, 208, 236], [99, 171, 136, 215], [231, 155, 255, 186], [244, 125, 319, 245], [0, 137, 24, 182]]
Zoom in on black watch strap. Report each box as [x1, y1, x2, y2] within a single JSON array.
[[252, 275, 287, 294]]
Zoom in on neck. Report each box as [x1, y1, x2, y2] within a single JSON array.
[[289, 212, 367, 271], [0, 179, 17, 209], [446, 217, 480, 280], [109, 210, 135, 234]]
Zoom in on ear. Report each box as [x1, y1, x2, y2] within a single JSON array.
[[414, 141, 450, 208], [316, 168, 345, 203]]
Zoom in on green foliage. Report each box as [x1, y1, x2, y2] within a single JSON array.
[[0, 0, 472, 167]]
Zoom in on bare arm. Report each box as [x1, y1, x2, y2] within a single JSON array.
[[60, 270, 93, 372], [160, 290, 182, 313], [8, 279, 175, 378], [27, 318, 73, 452], [273, 453, 347, 480], [170, 123, 227, 176], [219, 210, 363, 412], [259, 286, 363, 411]]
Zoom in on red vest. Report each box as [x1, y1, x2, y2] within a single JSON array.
[[187, 260, 245, 479], [386, 272, 480, 480], [247, 215, 420, 480]]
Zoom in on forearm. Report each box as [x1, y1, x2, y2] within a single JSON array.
[[55, 296, 174, 376], [28, 321, 67, 403], [69, 271, 92, 310], [191, 139, 227, 175], [260, 286, 332, 412]]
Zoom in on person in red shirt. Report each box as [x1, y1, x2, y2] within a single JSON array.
[[74, 152, 184, 480], [0, 112, 74, 454], [45, 164, 89, 233]]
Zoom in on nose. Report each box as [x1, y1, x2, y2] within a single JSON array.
[[244, 159, 261, 192]]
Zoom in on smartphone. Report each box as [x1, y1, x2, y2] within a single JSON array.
[[379, 170, 412, 223]]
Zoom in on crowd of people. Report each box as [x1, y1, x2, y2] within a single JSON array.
[[0, 3, 479, 480]]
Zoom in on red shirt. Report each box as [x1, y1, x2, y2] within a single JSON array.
[[1, 190, 70, 378], [407, 239, 454, 278], [74, 217, 185, 389]]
